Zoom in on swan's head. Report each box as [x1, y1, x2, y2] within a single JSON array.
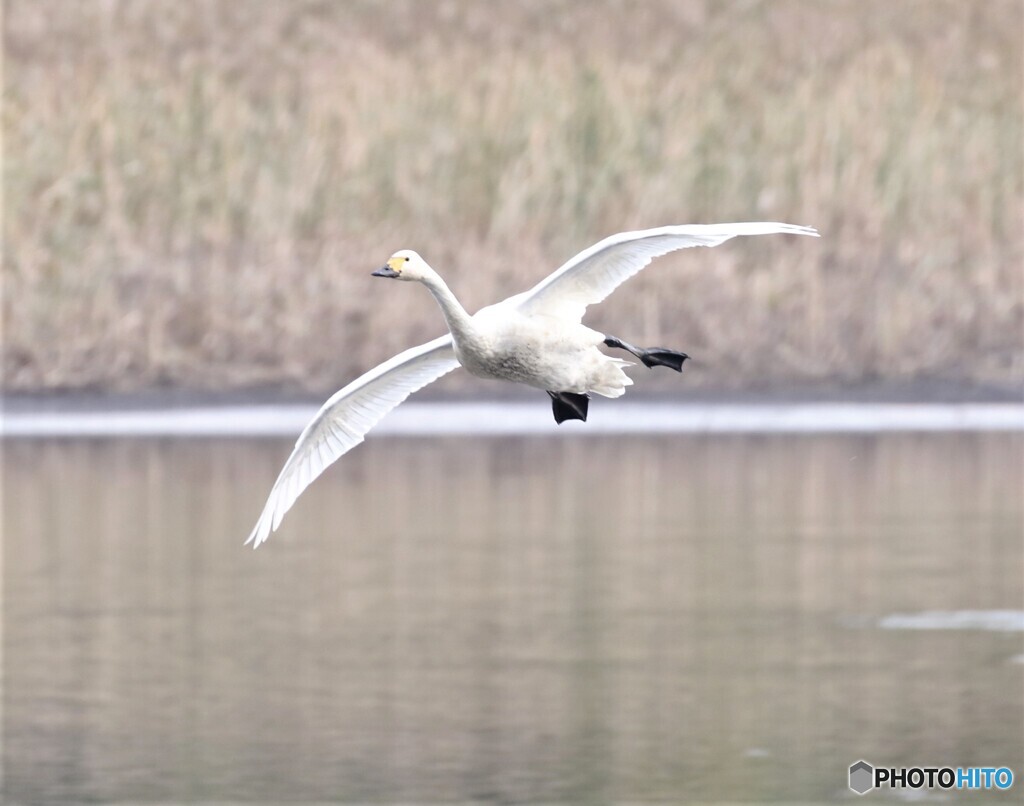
[[373, 250, 431, 282]]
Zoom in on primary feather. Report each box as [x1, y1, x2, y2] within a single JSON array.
[[245, 334, 458, 547], [516, 222, 819, 322]]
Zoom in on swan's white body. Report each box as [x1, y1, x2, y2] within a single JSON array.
[[246, 222, 818, 546], [448, 305, 632, 397]]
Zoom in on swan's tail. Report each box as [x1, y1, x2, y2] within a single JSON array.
[[589, 357, 634, 398]]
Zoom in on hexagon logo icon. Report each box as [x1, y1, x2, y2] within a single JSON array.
[[849, 760, 874, 795]]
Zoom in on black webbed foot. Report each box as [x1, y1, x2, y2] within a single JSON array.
[[638, 348, 688, 372], [547, 391, 589, 424], [604, 335, 689, 372]]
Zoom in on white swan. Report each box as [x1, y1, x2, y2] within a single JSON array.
[[246, 222, 818, 546]]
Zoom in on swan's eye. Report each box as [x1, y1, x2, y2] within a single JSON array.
[[404, 257, 410, 262]]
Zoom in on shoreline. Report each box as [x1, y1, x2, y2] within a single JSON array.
[[4, 381, 1021, 438], [4, 400, 1023, 438]]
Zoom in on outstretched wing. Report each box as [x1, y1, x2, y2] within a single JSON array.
[[515, 222, 819, 322], [246, 334, 459, 547]]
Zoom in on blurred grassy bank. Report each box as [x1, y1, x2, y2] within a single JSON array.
[[3, 0, 1022, 393]]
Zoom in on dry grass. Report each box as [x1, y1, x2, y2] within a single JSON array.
[[3, 0, 1022, 393]]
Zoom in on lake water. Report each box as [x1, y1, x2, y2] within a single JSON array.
[[4, 432, 1023, 803]]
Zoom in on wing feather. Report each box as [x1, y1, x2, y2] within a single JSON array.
[[516, 222, 819, 322], [246, 334, 459, 547]]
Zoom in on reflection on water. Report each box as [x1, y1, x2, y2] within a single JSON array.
[[4, 434, 1023, 803]]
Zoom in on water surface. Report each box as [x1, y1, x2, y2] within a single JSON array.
[[4, 433, 1022, 802]]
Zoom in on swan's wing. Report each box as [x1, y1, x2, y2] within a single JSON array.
[[515, 222, 819, 322], [246, 334, 459, 547]]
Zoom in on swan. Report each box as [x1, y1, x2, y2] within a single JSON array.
[[246, 222, 818, 546]]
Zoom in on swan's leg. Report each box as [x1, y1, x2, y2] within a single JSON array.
[[603, 335, 689, 372], [547, 391, 589, 424]]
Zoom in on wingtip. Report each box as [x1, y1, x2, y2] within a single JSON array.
[[244, 520, 269, 549], [765, 222, 819, 237]]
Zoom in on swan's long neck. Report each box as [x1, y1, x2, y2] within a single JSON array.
[[420, 269, 474, 342]]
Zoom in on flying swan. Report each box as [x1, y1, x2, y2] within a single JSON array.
[[246, 222, 818, 546]]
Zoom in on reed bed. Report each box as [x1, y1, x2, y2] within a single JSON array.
[[3, 0, 1021, 392]]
